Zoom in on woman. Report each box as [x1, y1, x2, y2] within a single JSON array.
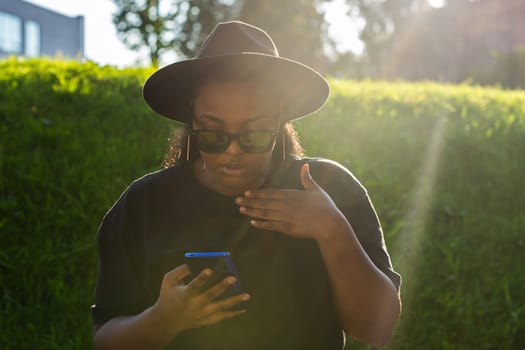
[[92, 21, 401, 350]]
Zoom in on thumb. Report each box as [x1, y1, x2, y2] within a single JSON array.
[[164, 264, 191, 286], [300, 163, 320, 191]]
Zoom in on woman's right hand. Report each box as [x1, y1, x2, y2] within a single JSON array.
[[152, 264, 250, 336]]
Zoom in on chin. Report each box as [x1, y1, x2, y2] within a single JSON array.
[[218, 176, 259, 196], [218, 182, 250, 196]]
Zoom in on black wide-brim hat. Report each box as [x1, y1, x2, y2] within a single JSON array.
[[143, 21, 330, 123]]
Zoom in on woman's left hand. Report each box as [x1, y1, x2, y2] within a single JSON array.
[[235, 163, 347, 240]]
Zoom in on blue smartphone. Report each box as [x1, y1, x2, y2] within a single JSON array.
[[184, 251, 246, 309]]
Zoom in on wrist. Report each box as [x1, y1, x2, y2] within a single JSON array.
[[147, 302, 183, 343]]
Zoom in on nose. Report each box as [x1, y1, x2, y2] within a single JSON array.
[[224, 137, 243, 155]]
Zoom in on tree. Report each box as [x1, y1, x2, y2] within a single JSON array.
[[383, 0, 525, 87], [112, 0, 339, 71], [237, 0, 336, 74], [344, 0, 431, 77], [112, 0, 234, 66], [344, 0, 525, 87]]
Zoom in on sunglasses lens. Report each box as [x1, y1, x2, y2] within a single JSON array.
[[193, 131, 276, 153], [239, 132, 275, 153], [195, 131, 229, 153]]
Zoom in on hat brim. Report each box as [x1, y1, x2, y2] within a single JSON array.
[[142, 53, 330, 123]]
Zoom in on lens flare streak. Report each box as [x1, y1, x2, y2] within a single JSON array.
[[394, 113, 448, 304]]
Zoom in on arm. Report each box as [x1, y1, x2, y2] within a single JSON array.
[[93, 306, 174, 350], [93, 265, 250, 350], [236, 163, 401, 347], [315, 213, 401, 347], [92, 182, 250, 349]]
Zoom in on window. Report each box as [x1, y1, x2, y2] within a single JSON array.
[[25, 20, 41, 57], [0, 11, 22, 53]]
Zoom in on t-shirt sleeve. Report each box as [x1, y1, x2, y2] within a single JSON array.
[[91, 183, 150, 325], [309, 159, 402, 292]]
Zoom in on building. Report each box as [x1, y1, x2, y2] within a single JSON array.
[[0, 0, 84, 59]]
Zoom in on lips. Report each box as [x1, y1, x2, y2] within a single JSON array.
[[220, 162, 246, 177]]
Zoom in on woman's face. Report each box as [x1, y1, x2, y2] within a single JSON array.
[[192, 79, 280, 196]]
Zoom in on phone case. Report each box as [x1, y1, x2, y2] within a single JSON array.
[[184, 252, 246, 309]]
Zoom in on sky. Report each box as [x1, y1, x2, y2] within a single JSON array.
[[23, 0, 444, 67]]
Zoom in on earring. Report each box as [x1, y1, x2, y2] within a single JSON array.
[[186, 134, 191, 161], [282, 133, 286, 161]]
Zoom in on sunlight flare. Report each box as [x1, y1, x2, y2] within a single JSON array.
[[394, 112, 448, 304]]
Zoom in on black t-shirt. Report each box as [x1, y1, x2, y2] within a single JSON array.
[[92, 156, 401, 350]]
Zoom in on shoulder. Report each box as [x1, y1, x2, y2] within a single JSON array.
[[117, 163, 189, 204], [295, 156, 367, 199], [128, 163, 186, 193], [306, 157, 362, 182], [98, 164, 188, 237], [105, 163, 188, 215]]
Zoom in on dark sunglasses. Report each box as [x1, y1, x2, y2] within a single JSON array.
[[192, 130, 278, 153]]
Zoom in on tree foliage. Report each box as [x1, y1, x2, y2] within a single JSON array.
[[343, 0, 525, 88], [111, 0, 525, 87], [344, 0, 431, 77], [112, 0, 335, 71], [112, 0, 233, 66], [237, 0, 335, 73]]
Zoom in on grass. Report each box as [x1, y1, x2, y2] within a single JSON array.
[[1, 58, 524, 349]]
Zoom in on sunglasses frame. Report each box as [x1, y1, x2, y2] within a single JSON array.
[[191, 130, 278, 154]]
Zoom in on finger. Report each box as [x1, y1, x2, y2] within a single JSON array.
[[250, 219, 291, 234], [198, 291, 249, 325], [300, 163, 321, 191], [163, 264, 191, 286], [239, 206, 284, 221], [243, 189, 296, 199], [200, 275, 238, 302], [186, 268, 213, 293], [204, 293, 250, 315], [198, 309, 246, 327], [235, 196, 278, 210]]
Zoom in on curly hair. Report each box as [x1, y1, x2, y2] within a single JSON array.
[[162, 122, 304, 168]]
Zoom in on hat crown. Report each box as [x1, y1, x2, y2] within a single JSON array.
[[143, 21, 329, 123], [197, 21, 279, 58]]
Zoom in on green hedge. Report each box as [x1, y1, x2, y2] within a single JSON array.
[[0, 58, 170, 348], [299, 81, 525, 349], [1, 58, 524, 349]]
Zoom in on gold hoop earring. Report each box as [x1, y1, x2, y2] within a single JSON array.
[[186, 134, 191, 161]]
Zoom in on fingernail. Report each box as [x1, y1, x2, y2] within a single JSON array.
[[227, 276, 236, 284], [242, 294, 250, 301], [239, 206, 246, 213], [235, 197, 243, 204], [203, 269, 212, 276], [244, 191, 252, 197]]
